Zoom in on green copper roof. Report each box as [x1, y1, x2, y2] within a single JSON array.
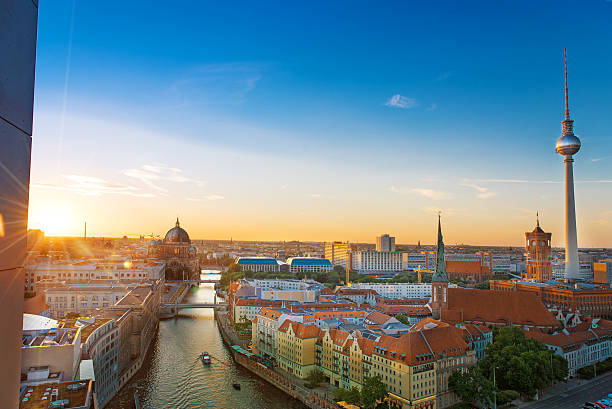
[[432, 215, 448, 282]]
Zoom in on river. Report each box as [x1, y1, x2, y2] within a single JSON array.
[[108, 271, 307, 409]]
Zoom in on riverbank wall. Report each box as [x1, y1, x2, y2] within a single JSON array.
[[215, 310, 340, 409]]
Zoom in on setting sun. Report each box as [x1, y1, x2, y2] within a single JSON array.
[[28, 204, 75, 237]]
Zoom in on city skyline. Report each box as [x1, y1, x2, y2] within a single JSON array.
[[28, 1, 612, 246]]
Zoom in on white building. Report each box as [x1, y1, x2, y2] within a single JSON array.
[[526, 326, 611, 377], [347, 283, 457, 299], [353, 250, 404, 273], [240, 278, 323, 291], [552, 261, 593, 281], [252, 308, 305, 357], [25, 260, 165, 292], [42, 283, 132, 318]]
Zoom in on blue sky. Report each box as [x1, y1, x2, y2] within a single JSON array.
[[29, 1, 612, 246]]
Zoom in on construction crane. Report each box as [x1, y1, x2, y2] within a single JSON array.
[[414, 265, 434, 283]]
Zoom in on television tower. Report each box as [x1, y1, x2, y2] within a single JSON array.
[[555, 49, 581, 280]]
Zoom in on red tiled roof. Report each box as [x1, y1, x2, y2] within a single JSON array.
[[524, 328, 612, 353], [446, 260, 491, 276], [365, 311, 393, 325], [374, 304, 431, 316], [328, 328, 351, 346], [357, 336, 376, 356], [257, 307, 283, 320], [279, 320, 321, 339], [442, 288, 559, 328], [375, 325, 469, 366], [235, 299, 283, 307], [409, 318, 450, 331]]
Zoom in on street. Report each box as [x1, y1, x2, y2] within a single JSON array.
[[526, 372, 612, 409]]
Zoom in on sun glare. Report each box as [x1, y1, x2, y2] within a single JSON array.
[[28, 206, 74, 237]]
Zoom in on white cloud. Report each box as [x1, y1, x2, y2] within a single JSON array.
[[123, 164, 206, 191], [477, 192, 497, 199], [185, 194, 224, 201], [426, 103, 438, 111], [385, 94, 417, 109], [389, 185, 400, 193], [204, 194, 224, 201], [32, 175, 155, 198], [411, 188, 450, 200], [310, 194, 322, 198], [460, 183, 488, 193], [461, 181, 497, 199]]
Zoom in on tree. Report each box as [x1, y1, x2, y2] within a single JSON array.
[[333, 387, 361, 405], [227, 263, 241, 273], [479, 327, 568, 396], [305, 368, 326, 388], [394, 314, 410, 325], [360, 376, 387, 409], [448, 366, 495, 406], [332, 265, 345, 275], [474, 281, 490, 290]]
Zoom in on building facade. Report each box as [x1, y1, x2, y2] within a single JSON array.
[[376, 234, 396, 252], [25, 261, 165, 293], [491, 280, 612, 319], [286, 257, 333, 273], [324, 241, 354, 270]]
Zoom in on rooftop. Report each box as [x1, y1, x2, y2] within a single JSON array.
[[19, 380, 93, 409]]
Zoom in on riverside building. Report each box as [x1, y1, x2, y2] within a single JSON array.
[[24, 260, 165, 293]]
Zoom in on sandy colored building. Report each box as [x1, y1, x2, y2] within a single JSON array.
[[277, 320, 321, 378]]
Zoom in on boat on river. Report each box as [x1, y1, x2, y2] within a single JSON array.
[[200, 352, 211, 364]]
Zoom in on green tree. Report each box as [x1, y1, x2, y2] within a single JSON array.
[[305, 368, 326, 388], [394, 314, 410, 325], [448, 366, 495, 406], [479, 327, 568, 396], [474, 281, 490, 290], [360, 376, 387, 409], [227, 263, 241, 273]]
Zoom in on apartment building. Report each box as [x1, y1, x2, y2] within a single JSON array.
[[348, 283, 451, 299], [251, 308, 305, 357], [42, 283, 131, 318], [277, 320, 321, 378], [24, 260, 165, 292], [524, 324, 612, 377], [324, 242, 354, 269], [353, 250, 405, 273]]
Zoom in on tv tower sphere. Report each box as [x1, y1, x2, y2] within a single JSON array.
[[556, 131, 581, 156]]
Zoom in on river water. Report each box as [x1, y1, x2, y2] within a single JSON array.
[[108, 271, 307, 409]]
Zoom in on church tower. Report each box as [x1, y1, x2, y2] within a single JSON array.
[[431, 214, 448, 319], [523, 213, 552, 281]]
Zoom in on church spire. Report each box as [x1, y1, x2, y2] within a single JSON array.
[[432, 213, 448, 282], [176, 217, 180, 228], [537, 211, 540, 228]]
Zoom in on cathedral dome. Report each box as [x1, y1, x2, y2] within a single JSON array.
[[164, 218, 190, 243]]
